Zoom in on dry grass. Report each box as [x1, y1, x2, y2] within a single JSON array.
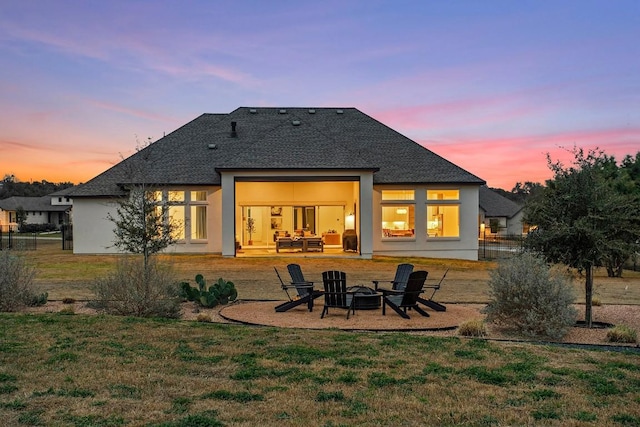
[[3, 239, 640, 425], [1, 312, 640, 426], [27, 240, 640, 306]]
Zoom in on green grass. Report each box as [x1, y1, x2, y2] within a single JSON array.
[[1, 313, 640, 426]]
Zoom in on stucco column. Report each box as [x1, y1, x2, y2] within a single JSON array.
[[220, 173, 236, 257], [359, 172, 374, 259]]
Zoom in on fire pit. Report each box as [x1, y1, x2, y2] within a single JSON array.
[[347, 286, 381, 310]]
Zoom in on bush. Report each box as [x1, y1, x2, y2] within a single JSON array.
[[0, 251, 46, 311], [92, 257, 182, 318], [483, 252, 577, 340], [458, 319, 487, 337], [18, 223, 57, 233], [606, 325, 637, 344]]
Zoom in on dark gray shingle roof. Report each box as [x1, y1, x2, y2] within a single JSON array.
[[479, 186, 522, 218], [0, 196, 70, 212], [71, 107, 485, 197]]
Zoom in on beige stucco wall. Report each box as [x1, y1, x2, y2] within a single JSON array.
[[372, 184, 479, 260]]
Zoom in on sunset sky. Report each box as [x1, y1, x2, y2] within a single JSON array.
[[1, 1, 638, 190]]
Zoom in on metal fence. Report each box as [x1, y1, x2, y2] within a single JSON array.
[[478, 234, 525, 260], [61, 224, 73, 250], [0, 227, 37, 251]]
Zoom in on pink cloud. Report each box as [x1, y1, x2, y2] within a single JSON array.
[[421, 127, 640, 189]]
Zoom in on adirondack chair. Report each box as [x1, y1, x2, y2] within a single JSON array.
[[274, 264, 323, 312], [417, 268, 448, 312], [321, 270, 355, 319], [381, 270, 429, 319], [372, 263, 413, 291]]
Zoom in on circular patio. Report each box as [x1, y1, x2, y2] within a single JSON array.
[[219, 301, 481, 331]]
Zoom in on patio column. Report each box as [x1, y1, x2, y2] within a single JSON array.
[[359, 172, 374, 259], [221, 173, 236, 257]]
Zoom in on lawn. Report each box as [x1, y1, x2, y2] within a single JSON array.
[[1, 313, 640, 426], [1, 239, 639, 426], [27, 240, 640, 305]]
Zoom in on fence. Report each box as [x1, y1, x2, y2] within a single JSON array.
[[61, 224, 73, 250], [478, 234, 524, 260], [0, 226, 37, 251]]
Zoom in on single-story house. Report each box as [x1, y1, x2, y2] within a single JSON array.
[[0, 190, 73, 231], [69, 107, 486, 259], [478, 185, 526, 237]]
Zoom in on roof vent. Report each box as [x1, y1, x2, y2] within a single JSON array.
[[230, 121, 237, 137], [249, 108, 257, 114], [292, 120, 301, 126], [308, 109, 316, 114], [208, 143, 218, 149], [336, 109, 344, 114], [279, 109, 287, 114]]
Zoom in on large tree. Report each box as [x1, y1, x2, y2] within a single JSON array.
[[524, 148, 640, 327]]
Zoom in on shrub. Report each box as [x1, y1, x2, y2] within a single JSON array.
[[458, 319, 487, 337], [483, 252, 577, 340], [0, 251, 46, 311], [196, 314, 212, 323], [19, 223, 58, 233], [92, 257, 181, 318], [606, 325, 637, 344]]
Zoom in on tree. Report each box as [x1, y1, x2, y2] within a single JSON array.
[[15, 206, 27, 231], [108, 185, 179, 270], [524, 147, 640, 327]]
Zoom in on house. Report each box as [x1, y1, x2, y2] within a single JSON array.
[[478, 185, 526, 237], [69, 107, 485, 259], [0, 188, 73, 231]]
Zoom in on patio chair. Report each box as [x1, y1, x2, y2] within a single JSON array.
[[381, 270, 429, 319], [372, 263, 413, 291], [321, 270, 355, 319], [274, 264, 323, 313], [417, 268, 448, 312]]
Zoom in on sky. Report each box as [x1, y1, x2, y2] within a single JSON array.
[[1, 1, 638, 190]]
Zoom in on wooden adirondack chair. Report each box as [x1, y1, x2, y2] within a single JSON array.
[[321, 270, 355, 319], [372, 263, 413, 291], [274, 264, 323, 312], [381, 270, 429, 319]]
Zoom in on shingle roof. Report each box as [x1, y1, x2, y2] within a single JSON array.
[[0, 196, 70, 212], [479, 186, 522, 218], [70, 107, 485, 197]]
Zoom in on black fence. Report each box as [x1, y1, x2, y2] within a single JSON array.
[[478, 234, 525, 260], [0, 227, 37, 251], [61, 224, 73, 250]]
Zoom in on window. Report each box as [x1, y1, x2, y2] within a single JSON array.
[[382, 190, 414, 201], [381, 190, 415, 238], [382, 205, 415, 237], [146, 189, 207, 242], [427, 189, 459, 200], [190, 191, 208, 240], [426, 189, 459, 237]]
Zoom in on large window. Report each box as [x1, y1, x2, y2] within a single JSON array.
[[426, 190, 459, 238], [149, 190, 208, 242], [381, 190, 415, 238]]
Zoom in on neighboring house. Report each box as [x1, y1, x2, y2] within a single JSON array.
[[69, 107, 485, 259], [478, 185, 525, 237], [0, 190, 73, 231]]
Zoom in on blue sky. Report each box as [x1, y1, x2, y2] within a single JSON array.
[[1, 0, 638, 189]]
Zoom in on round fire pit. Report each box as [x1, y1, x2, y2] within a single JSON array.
[[347, 286, 381, 310]]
